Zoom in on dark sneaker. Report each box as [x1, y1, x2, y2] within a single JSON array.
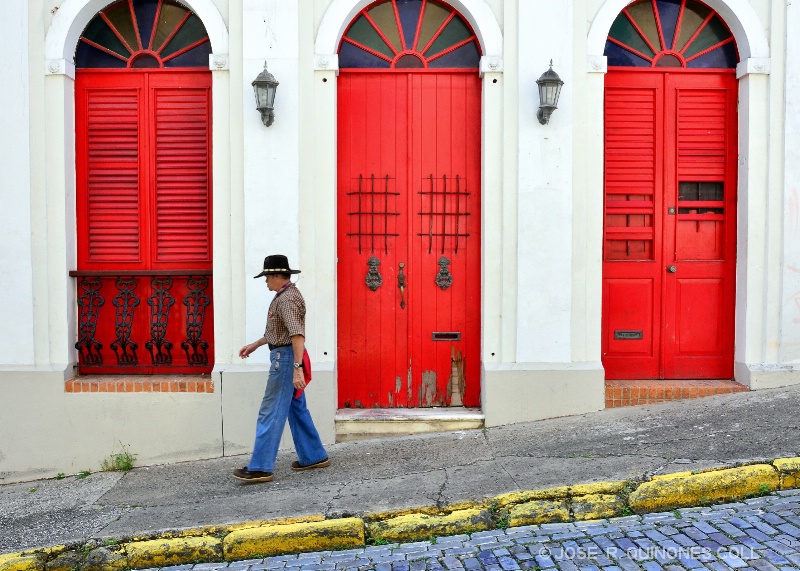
[[232, 467, 273, 483], [291, 458, 330, 471]]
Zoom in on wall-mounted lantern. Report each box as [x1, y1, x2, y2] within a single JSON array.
[[536, 60, 564, 125], [252, 62, 279, 127]]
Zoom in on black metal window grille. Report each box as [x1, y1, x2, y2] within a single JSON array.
[[418, 174, 471, 254], [347, 174, 400, 254]]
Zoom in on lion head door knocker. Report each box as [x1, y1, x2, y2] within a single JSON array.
[[366, 256, 383, 291], [435, 257, 453, 290]]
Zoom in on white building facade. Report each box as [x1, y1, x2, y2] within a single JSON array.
[[0, 0, 792, 483]]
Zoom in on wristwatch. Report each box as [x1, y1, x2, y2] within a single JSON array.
[[293, 362, 302, 369]]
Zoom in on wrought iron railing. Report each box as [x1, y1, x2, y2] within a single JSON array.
[[69, 270, 214, 375]]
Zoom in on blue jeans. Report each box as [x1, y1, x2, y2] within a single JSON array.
[[248, 347, 327, 473]]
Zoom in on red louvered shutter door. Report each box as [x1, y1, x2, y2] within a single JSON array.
[[77, 74, 145, 270], [602, 71, 736, 380], [76, 71, 213, 375], [149, 73, 212, 270]]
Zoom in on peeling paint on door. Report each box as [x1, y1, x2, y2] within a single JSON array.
[[448, 346, 466, 407], [420, 370, 442, 407]]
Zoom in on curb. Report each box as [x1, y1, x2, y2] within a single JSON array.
[[3, 457, 800, 571]]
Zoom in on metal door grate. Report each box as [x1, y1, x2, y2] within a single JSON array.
[[418, 174, 471, 254], [347, 174, 400, 254]]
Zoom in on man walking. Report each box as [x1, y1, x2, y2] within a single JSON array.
[[233, 254, 330, 483]]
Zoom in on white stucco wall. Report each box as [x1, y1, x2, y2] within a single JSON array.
[[0, 1, 35, 366], [516, 1, 574, 363]]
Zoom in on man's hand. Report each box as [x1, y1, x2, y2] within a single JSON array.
[[293, 367, 306, 390], [239, 337, 267, 359]]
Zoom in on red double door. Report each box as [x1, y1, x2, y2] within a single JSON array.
[[602, 70, 738, 379], [337, 71, 481, 408]]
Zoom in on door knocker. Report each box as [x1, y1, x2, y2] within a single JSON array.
[[365, 256, 383, 291], [435, 257, 453, 290]]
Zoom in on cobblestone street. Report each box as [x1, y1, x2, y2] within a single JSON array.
[[148, 490, 800, 571]]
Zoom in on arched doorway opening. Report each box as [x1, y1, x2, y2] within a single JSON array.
[[336, 0, 482, 408], [601, 0, 738, 380], [73, 0, 214, 375]]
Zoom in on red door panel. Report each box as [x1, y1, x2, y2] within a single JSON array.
[[337, 72, 481, 408], [409, 73, 481, 407], [602, 71, 736, 380], [602, 278, 659, 379]]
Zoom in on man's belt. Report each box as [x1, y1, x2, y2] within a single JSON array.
[[268, 343, 291, 350]]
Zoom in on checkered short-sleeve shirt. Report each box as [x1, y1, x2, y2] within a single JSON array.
[[264, 283, 305, 346]]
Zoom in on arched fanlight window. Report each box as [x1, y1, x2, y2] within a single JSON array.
[[76, 0, 211, 68], [339, 0, 481, 69], [605, 0, 738, 68]]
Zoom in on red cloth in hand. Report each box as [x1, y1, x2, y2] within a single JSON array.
[[294, 348, 312, 399]]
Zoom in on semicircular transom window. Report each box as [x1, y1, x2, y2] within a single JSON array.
[[76, 0, 211, 69], [339, 0, 481, 69], [605, 0, 738, 69]]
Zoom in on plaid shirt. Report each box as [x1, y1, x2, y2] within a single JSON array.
[[264, 282, 305, 346]]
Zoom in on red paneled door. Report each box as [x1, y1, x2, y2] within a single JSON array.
[[602, 70, 737, 379], [337, 71, 481, 408]]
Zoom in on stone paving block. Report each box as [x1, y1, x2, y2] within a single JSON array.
[[717, 550, 748, 568], [764, 540, 795, 555], [708, 533, 736, 546], [534, 554, 556, 568]]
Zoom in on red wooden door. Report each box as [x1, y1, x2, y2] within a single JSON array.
[[602, 70, 737, 379], [337, 71, 481, 408]]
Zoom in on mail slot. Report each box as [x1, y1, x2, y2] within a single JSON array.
[[614, 330, 643, 340], [432, 332, 461, 341]]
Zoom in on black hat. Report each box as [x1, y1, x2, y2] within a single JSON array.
[[253, 254, 301, 278]]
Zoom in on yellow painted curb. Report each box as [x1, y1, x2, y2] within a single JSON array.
[[0, 552, 44, 571], [572, 494, 626, 521], [125, 536, 222, 570], [774, 457, 800, 489], [493, 486, 571, 509], [223, 518, 364, 561], [628, 464, 779, 513], [569, 481, 627, 496], [367, 508, 493, 543], [508, 499, 569, 527]]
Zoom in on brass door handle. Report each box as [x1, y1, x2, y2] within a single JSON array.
[[398, 262, 406, 309]]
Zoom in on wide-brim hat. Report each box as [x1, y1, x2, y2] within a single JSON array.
[[253, 254, 301, 278]]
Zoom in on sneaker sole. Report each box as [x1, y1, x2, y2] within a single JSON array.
[[233, 474, 273, 483], [292, 459, 330, 471]]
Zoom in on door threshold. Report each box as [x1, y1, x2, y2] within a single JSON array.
[[605, 378, 748, 408], [335, 407, 484, 442]]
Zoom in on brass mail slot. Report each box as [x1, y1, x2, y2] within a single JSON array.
[[432, 332, 461, 341], [614, 330, 643, 340]]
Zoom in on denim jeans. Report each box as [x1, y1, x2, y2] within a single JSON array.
[[248, 347, 328, 473]]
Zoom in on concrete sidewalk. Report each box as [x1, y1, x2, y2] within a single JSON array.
[[2, 383, 800, 569]]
